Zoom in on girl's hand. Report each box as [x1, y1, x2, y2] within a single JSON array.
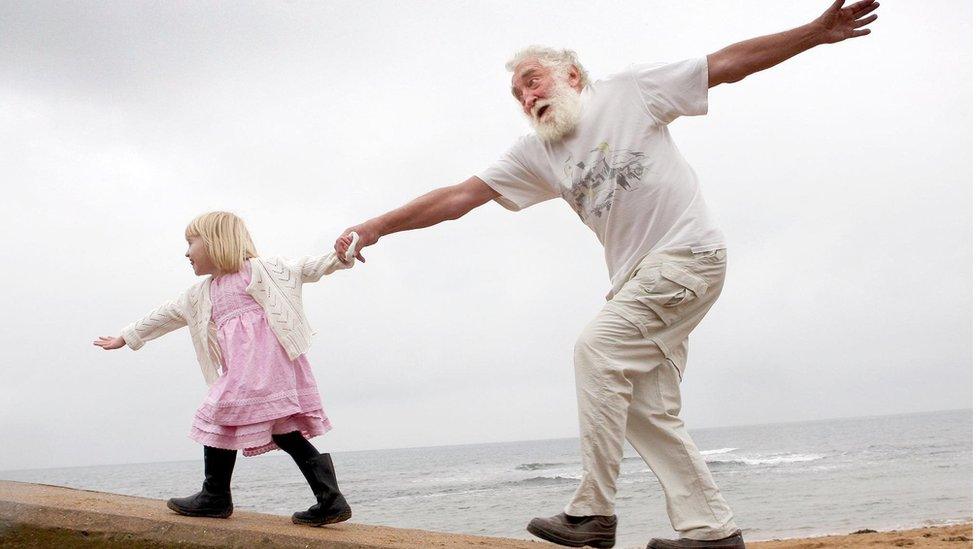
[[335, 224, 374, 263], [93, 336, 126, 350]]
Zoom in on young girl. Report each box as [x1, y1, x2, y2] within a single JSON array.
[[94, 211, 359, 526]]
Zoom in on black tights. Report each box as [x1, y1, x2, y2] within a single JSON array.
[[272, 431, 320, 463]]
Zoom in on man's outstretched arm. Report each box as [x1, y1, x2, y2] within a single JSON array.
[[334, 176, 500, 261], [707, 0, 879, 88]]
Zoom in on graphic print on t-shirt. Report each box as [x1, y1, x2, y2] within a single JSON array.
[[560, 141, 648, 222]]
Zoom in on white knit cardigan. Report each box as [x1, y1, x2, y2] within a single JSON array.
[[121, 237, 359, 385]]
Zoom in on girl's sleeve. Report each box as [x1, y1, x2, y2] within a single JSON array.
[[293, 232, 360, 284], [293, 252, 354, 284], [121, 293, 188, 350]]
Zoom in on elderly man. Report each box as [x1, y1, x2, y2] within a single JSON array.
[[335, 2, 878, 547]]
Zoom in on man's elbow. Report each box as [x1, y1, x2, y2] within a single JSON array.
[[444, 203, 468, 221], [446, 192, 483, 220], [440, 189, 474, 221], [707, 54, 748, 87], [719, 72, 748, 86], [447, 178, 497, 220]]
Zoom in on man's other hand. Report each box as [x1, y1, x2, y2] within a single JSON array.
[[814, 0, 879, 44]]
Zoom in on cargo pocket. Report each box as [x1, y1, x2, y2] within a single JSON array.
[[635, 263, 709, 326]]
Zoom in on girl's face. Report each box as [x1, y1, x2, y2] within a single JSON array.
[[185, 235, 218, 276]]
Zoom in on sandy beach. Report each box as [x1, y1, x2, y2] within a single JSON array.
[[751, 523, 972, 548]]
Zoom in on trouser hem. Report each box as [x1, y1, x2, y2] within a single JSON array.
[[564, 502, 615, 517]]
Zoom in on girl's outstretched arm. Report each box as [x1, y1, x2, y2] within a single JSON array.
[[295, 233, 361, 284], [93, 335, 126, 350], [117, 296, 188, 350]]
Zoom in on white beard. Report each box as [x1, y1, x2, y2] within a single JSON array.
[[527, 78, 582, 142]]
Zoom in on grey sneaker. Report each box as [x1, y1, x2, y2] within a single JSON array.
[[646, 530, 745, 549], [527, 512, 617, 548]]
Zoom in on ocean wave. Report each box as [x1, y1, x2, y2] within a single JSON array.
[[369, 486, 496, 503], [707, 453, 825, 467], [621, 447, 737, 463], [504, 475, 581, 487], [409, 476, 478, 484], [515, 462, 569, 471], [701, 447, 738, 456]]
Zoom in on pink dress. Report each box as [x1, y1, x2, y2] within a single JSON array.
[[189, 263, 332, 457]]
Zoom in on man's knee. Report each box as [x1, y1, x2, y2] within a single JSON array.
[[574, 323, 610, 364], [575, 312, 633, 357], [574, 315, 632, 384]]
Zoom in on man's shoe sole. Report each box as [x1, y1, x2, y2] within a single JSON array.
[[292, 508, 352, 526], [166, 499, 233, 519], [526, 522, 615, 548], [646, 537, 745, 549]]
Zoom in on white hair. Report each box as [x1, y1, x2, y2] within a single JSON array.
[[505, 45, 590, 87]]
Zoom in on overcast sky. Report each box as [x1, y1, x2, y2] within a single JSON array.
[[0, 1, 971, 472]]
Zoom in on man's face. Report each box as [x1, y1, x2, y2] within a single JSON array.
[[510, 59, 583, 141], [511, 60, 560, 120]]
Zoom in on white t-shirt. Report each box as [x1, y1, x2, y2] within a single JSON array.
[[478, 56, 725, 298]]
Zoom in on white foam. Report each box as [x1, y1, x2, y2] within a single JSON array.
[[707, 453, 826, 466], [700, 447, 738, 456]]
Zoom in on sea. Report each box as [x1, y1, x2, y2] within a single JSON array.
[[1, 409, 971, 548]]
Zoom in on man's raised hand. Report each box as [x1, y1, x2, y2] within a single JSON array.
[[815, 0, 879, 44]]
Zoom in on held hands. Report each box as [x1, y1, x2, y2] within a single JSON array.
[[814, 0, 879, 44], [335, 223, 377, 264], [93, 336, 126, 351]]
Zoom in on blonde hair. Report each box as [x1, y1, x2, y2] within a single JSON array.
[[184, 211, 258, 274]]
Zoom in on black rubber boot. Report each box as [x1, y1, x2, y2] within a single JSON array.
[[167, 446, 236, 518], [292, 453, 352, 526]]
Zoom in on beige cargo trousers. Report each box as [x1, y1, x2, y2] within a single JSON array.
[[564, 248, 739, 541]]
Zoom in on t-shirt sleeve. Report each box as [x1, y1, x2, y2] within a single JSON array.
[[476, 138, 559, 212], [632, 56, 709, 125]]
